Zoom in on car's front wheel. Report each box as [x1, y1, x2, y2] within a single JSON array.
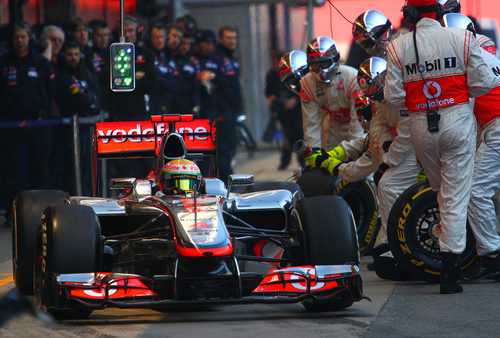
[[34, 204, 101, 319]]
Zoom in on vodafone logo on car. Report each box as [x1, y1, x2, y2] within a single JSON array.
[[97, 123, 209, 144]]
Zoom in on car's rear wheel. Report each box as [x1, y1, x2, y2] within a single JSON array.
[[34, 204, 101, 319], [12, 190, 69, 294], [387, 181, 477, 283], [296, 168, 378, 255], [297, 195, 359, 311]]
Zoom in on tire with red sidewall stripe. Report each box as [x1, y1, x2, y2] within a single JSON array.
[[387, 181, 477, 283]]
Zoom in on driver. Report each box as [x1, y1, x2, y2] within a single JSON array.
[[159, 159, 202, 195]]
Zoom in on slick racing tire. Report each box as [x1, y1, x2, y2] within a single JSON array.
[[296, 168, 378, 255], [34, 205, 101, 319], [12, 190, 69, 294], [297, 195, 359, 311], [235, 181, 304, 200], [387, 181, 477, 283]]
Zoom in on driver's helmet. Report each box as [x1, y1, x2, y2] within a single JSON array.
[[279, 50, 309, 95], [306, 37, 340, 85], [159, 159, 202, 195], [357, 57, 387, 102], [442, 13, 476, 37], [352, 10, 392, 58]]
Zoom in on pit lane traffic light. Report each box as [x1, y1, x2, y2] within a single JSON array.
[[110, 42, 135, 92]]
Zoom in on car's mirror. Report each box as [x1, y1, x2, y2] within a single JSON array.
[[227, 175, 254, 197], [109, 177, 137, 189]]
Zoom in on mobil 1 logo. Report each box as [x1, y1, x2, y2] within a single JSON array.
[[405, 57, 457, 75]]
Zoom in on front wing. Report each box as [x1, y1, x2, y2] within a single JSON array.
[[54, 265, 364, 310]]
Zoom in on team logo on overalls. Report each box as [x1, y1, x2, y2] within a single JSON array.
[[423, 81, 441, 99]]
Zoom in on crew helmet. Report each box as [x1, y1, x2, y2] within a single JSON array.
[[442, 12, 476, 37], [352, 10, 392, 57], [159, 159, 202, 195], [357, 57, 387, 102], [306, 37, 340, 84], [279, 50, 309, 95]]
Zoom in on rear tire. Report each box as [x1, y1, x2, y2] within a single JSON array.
[[12, 190, 69, 294], [296, 168, 378, 255], [387, 181, 477, 283], [297, 195, 359, 311], [34, 204, 101, 319]]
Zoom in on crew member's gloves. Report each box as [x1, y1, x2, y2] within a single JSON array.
[[373, 162, 389, 186], [303, 148, 322, 167], [319, 156, 343, 176], [327, 145, 347, 161], [417, 169, 427, 181]]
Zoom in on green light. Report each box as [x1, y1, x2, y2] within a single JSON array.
[[124, 77, 132, 86], [119, 50, 125, 56], [120, 68, 125, 73], [114, 56, 122, 62]]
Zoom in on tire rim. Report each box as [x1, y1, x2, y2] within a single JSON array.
[[415, 206, 441, 260]]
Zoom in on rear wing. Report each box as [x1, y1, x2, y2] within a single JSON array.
[[91, 115, 216, 196], [93, 115, 216, 159]]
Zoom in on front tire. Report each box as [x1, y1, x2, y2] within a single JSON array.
[[34, 204, 101, 319], [297, 195, 359, 311], [387, 181, 477, 283], [12, 190, 69, 294]]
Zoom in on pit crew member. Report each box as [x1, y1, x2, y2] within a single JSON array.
[[384, 0, 494, 294]]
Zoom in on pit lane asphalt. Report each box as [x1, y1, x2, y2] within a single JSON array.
[[0, 143, 499, 337]]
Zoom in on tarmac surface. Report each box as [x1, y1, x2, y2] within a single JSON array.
[[1, 143, 500, 337]]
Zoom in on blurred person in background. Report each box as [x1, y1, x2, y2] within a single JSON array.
[[265, 49, 304, 170], [168, 31, 199, 115], [213, 25, 241, 184], [66, 16, 94, 74], [0, 22, 55, 225], [39, 25, 64, 66], [89, 19, 110, 113], [54, 41, 100, 195]]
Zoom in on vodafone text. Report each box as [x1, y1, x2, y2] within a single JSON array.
[[415, 97, 455, 110], [97, 124, 209, 143]]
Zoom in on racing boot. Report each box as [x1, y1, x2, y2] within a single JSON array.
[[467, 251, 500, 280], [372, 244, 415, 281], [440, 252, 463, 294]]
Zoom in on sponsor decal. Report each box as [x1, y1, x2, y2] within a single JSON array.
[[422, 81, 442, 100], [405, 57, 456, 75], [95, 119, 215, 155]]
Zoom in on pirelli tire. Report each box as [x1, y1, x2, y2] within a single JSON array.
[[12, 190, 69, 294], [296, 168, 379, 255], [387, 181, 477, 283], [34, 204, 101, 319], [297, 195, 359, 311]]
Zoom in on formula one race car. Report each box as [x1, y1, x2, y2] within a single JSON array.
[[12, 115, 365, 319]]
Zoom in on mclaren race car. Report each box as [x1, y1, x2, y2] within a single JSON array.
[[12, 115, 365, 318]]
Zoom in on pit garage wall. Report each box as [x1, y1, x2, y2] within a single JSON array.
[[188, 3, 307, 141]]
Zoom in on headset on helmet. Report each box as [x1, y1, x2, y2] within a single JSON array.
[[357, 56, 387, 102], [307, 37, 340, 85], [441, 12, 476, 37], [402, 0, 445, 24], [279, 50, 309, 95], [352, 10, 392, 57], [159, 159, 202, 195]]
